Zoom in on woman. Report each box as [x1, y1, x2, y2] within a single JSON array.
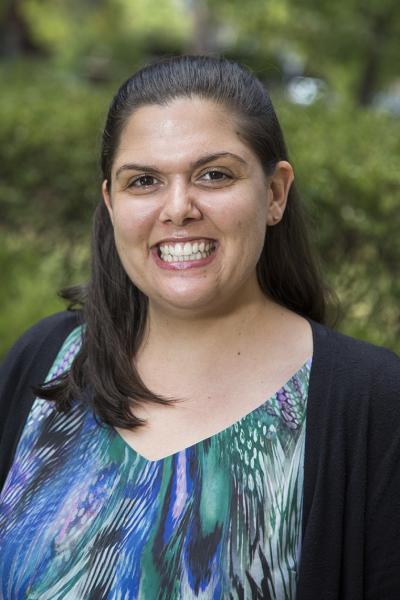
[[0, 56, 399, 600]]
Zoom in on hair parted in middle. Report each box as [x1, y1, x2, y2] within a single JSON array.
[[37, 55, 336, 429]]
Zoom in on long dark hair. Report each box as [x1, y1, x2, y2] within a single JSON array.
[[38, 55, 337, 429]]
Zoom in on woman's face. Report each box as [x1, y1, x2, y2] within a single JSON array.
[[103, 97, 293, 316]]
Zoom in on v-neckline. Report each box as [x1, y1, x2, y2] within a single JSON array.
[[112, 355, 313, 463]]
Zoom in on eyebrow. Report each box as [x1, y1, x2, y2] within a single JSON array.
[[115, 152, 248, 179]]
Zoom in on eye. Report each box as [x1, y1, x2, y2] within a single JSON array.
[[128, 175, 159, 188], [199, 170, 233, 184]]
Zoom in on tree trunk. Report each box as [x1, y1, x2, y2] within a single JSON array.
[[186, 0, 215, 54], [0, 0, 42, 58], [356, 12, 391, 106]]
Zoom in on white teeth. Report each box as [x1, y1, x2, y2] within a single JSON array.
[[158, 239, 216, 263]]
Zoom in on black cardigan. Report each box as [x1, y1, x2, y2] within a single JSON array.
[[1, 311, 400, 600]]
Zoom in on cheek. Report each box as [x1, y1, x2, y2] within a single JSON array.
[[112, 201, 156, 243], [222, 198, 268, 268], [218, 194, 267, 241]]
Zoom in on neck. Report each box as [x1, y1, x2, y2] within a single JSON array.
[[137, 286, 285, 363]]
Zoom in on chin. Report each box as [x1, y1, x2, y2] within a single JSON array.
[[152, 288, 223, 314]]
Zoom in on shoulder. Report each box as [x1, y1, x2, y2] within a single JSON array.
[[4, 310, 82, 359], [0, 310, 83, 398], [305, 318, 400, 481], [309, 318, 400, 396], [0, 308, 83, 407], [306, 318, 400, 447]]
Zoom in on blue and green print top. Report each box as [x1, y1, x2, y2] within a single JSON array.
[[0, 327, 311, 599]]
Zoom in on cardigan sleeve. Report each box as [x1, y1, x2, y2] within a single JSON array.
[[365, 345, 400, 599], [0, 310, 82, 492], [298, 320, 400, 600]]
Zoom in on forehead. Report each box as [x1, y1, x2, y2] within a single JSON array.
[[113, 97, 254, 172]]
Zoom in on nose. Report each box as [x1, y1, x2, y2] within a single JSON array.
[[159, 179, 202, 225]]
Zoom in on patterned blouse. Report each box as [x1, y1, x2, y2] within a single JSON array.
[[0, 327, 311, 600]]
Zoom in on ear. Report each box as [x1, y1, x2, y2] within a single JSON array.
[[102, 180, 114, 225], [266, 161, 294, 226]]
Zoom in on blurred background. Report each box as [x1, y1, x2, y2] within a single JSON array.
[[1, 0, 399, 357]]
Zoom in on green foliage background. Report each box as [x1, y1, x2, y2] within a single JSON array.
[[1, 0, 399, 357]]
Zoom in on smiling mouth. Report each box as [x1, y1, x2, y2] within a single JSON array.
[[157, 239, 217, 263]]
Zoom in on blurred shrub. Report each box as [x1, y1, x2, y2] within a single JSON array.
[[279, 101, 400, 352], [1, 70, 108, 239], [0, 74, 399, 357], [0, 233, 89, 357]]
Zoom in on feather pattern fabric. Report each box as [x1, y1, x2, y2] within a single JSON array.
[[0, 327, 311, 599]]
